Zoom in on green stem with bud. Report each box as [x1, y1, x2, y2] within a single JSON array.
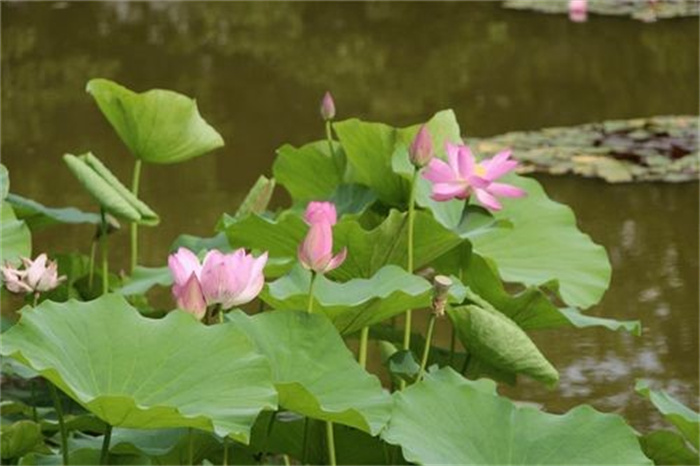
[[48, 383, 69, 466], [99, 208, 109, 295], [401, 169, 420, 389], [130, 159, 142, 274]]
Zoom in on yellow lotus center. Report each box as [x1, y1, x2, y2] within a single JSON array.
[[474, 164, 487, 177]]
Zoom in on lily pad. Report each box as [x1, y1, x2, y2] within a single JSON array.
[[639, 430, 699, 466], [86, 78, 224, 164], [0, 294, 277, 443], [273, 141, 343, 201], [117, 266, 173, 296], [382, 367, 652, 465], [63, 153, 159, 226], [227, 310, 392, 434]]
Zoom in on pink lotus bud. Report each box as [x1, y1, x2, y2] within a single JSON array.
[[298, 222, 347, 274], [200, 249, 268, 309], [409, 125, 434, 168], [175, 272, 207, 320], [168, 247, 202, 292], [320, 91, 336, 121], [569, 0, 587, 22], [304, 201, 337, 226], [1, 254, 65, 295]]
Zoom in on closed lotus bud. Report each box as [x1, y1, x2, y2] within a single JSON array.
[[409, 125, 434, 168], [304, 201, 337, 226], [569, 0, 587, 22], [320, 91, 336, 121]]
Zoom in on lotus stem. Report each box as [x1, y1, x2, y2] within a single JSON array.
[[188, 427, 194, 465], [130, 159, 142, 273], [401, 169, 420, 390], [325, 121, 336, 160], [418, 314, 436, 381], [283, 454, 291, 466], [449, 326, 456, 365], [99, 209, 109, 295], [359, 326, 369, 369], [223, 436, 229, 466], [325, 421, 336, 466], [88, 240, 96, 291], [48, 383, 69, 465], [100, 424, 112, 465], [307, 272, 318, 314], [302, 417, 311, 464]]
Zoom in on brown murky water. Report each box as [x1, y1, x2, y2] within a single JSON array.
[[2, 1, 698, 432]]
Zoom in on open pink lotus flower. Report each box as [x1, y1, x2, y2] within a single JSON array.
[[1, 254, 66, 295], [423, 143, 526, 211], [298, 201, 346, 274], [168, 247, 268, 320]]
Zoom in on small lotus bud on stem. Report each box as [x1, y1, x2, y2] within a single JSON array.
[[409, 125, 434, 168], [432, 275, 452, 317], [320, 91, 336, 121]]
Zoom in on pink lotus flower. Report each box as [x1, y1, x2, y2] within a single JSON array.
[[168, 247, 268, 319], [304, 201, 337, 226], [298, 201, 346, 274], [0, 254, 65, 295], [423, 143, 526, 211], [569, 0, 588, 22], [320, 91, 336, 121], [409, 125, 434, 168]]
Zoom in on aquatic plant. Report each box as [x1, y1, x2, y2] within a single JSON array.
[[0, 82, 686, 466]]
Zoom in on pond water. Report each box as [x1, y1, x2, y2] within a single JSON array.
[[2, 1, 698, 432]]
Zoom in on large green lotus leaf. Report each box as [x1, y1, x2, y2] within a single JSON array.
[[86, 78, 224, 164], [227, 310, 392, 434], [0, 294, 277, 443], [273, 141, 343, 201], [640, 430, 699, 466], [333, 110, 461, 206], [261, 264, 463, 335], [1, 420, 45, 460], [469, 174, 611, 309], [382, 367, 652, 465], [1, 202, 32, 266], [6, 193, 104, 230], [636, 379, 699, 449], [465, 253, 640, 333], [447, 304, 559, 386], [63, 153, 159, 226]]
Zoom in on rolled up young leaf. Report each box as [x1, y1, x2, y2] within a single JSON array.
[[63, 152, 159, 226], [86, 78, 224, 164]]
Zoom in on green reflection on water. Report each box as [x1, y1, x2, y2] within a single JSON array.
[[1, 1, 698, 431]]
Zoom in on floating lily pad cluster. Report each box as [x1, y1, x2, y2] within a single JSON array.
[[467, 116, 699, 183]]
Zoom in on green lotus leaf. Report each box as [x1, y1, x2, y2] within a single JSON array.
[[6, 193, 104, 230], [227, 310, 392, 434], [117, 266, 173, 296], [639, 430, 699, 466], [469, 174, 611, 309], [333, 109, 461, 206], [86, 78, 224, 164], [382, 367, 652, 465], [636, 379, 699, 449], [261, 264, 464, 335], [464, 253, 640, 333], [273, 141, 343, 202], [1, 163, 8, 200], [1, 201, 32, 266], [0, 294, 277, 443], [447, 304, 559, 386], [63, 153, 159, 226], [0, 420, 45, 460]]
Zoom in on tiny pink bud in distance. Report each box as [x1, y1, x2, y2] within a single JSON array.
[[320, 91, 336, 121], [304, 201, 337, 226], [569, 0, 587, 22], [409, 125, 434, 168]]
